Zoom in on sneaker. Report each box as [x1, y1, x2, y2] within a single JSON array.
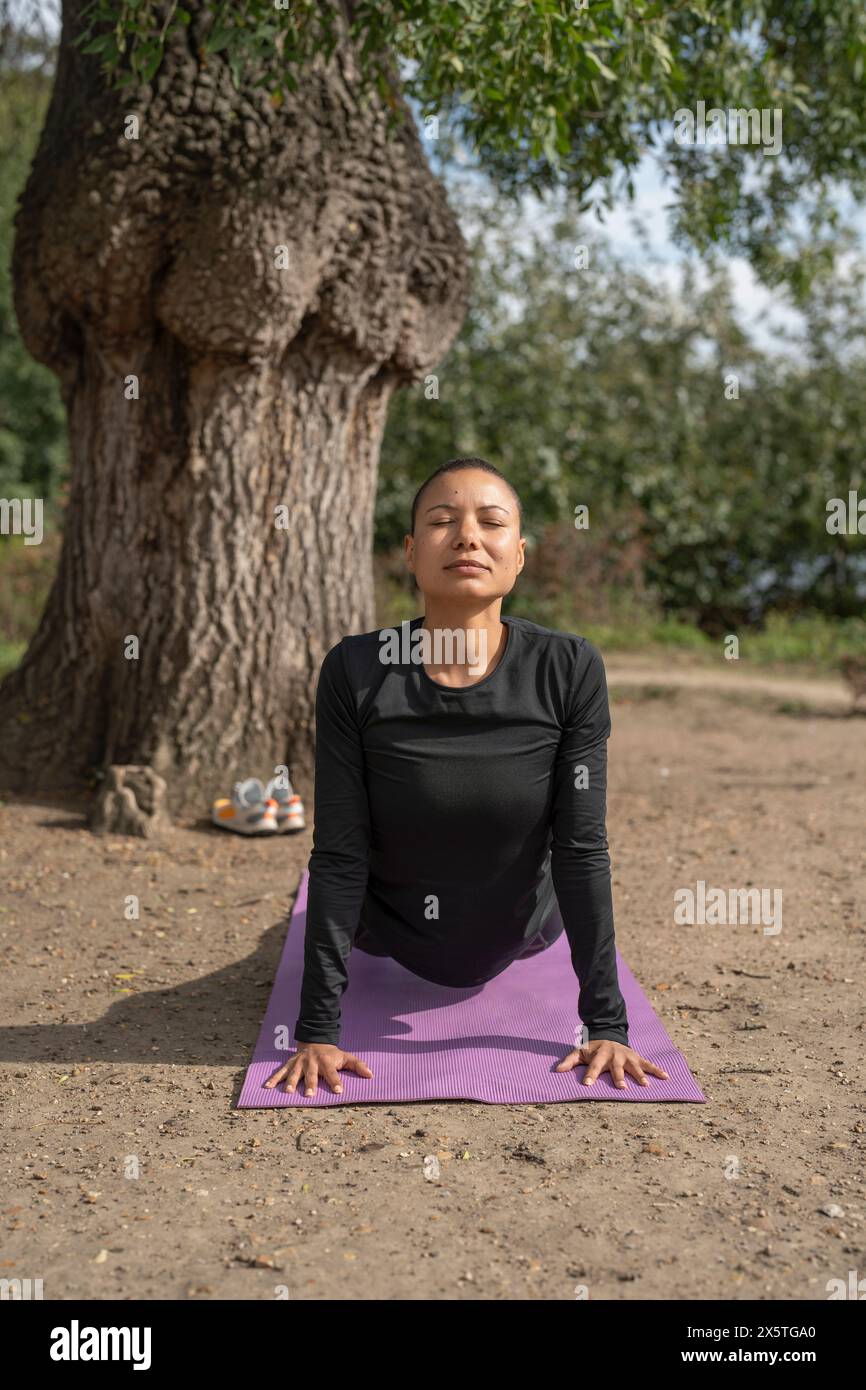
[[211, 778, 279, 835], [264, 774, 305, 832]]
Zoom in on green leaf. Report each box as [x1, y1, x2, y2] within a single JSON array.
[[79, 34, 115, 56], [205, 27, 233, 54], [137, 46, 163, 84], [586, 50, 616, 81], [648, 33, 673, 73]]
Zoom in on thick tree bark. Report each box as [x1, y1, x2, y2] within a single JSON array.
[[0, 0, 469, 816]]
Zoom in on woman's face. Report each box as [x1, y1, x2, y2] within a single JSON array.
[[404, 468, 525, 606]]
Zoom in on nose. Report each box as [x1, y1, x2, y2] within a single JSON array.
[[452, 519, 482, 550]]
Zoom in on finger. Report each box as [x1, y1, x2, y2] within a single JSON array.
[[625, 1059, 649, 1086], [639, 1059, 670, 1079], [342, 1054, 374, 1078], [263, 1060, 294, 1088], [324, 1069, 344, 1094], [581, 1049, 608, 1085], [303, 1062, 319, 1096], [283, 1054, 307, 1093], [554, 1050, 583, 1071]]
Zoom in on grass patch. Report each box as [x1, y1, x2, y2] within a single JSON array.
[[0, 640, 25, 680]]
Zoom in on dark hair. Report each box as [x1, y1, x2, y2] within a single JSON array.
[[409, 456, 524, 536]]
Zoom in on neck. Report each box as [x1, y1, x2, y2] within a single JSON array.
[[417, 599, 506, 680], [421, 597, 503, 633]]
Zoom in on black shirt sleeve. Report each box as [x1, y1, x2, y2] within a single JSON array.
[[549, 639, 630, 1047], [293, 642, 371, 1045]]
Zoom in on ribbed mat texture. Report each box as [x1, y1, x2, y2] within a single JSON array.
[[237, 871, 706, 1107]]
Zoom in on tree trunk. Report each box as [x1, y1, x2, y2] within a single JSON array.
[[0, 0, 468, 816]]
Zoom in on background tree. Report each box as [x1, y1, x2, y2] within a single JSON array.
[[377, 192, 866, 635], [1, 0, 865, 814], [0, 3, 67, 676]]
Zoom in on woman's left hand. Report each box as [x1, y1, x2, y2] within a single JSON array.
[[555, 1040, 669, 1088]]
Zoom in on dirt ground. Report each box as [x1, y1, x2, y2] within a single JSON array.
[[1, 663, 864, 1302]]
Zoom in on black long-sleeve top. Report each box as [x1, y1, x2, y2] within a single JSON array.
[[293, 614, 629, 1049]]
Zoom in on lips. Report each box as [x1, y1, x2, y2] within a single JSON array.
[[446, 561, 487, 570]]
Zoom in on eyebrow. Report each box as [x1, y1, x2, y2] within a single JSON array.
[[425, 502, 510, 514]]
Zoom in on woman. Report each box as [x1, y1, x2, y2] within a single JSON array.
[[265, 457, 669, 1097]]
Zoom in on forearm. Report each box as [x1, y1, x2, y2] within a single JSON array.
[[551, 855, 629, 1046], [292, 847, 368, 1045]]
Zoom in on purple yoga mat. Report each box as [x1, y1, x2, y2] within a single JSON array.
[[237, 871, 706, 1107]]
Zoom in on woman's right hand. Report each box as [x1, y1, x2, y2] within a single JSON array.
[[263, 1043, 373, 1096]]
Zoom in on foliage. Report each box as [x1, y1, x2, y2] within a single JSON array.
[[0, 3, 67, 511], [376, 187, 866, 632], [74, 0, 866, 296], [4, 1, 866, 663]]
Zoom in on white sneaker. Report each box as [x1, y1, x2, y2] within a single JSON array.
[[264, 775, 305, 832], [211, 778, 279, 835]]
